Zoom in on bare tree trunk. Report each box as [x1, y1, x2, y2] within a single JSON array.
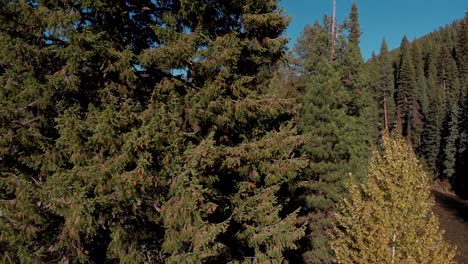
[[384, 97, 389, 131], [330, 0, 336, 62], [407, 115, 413, 150], [396, 108, 403, 133]]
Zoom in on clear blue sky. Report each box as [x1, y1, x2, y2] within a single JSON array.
[[281, 0, 467, 60]]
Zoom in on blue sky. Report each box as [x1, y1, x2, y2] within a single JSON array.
[[281, 0, 467, 60]]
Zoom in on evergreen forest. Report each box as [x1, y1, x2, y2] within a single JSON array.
[[0, 1, 465, 263]]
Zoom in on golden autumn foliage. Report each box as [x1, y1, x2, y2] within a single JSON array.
[[332, 133, 457, 264]]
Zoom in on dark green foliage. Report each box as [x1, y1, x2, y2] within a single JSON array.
[[410, 42, 429, 143], [291, 3, 372, 262], [0, 1, 308, 262], [455, 94, 468, 199], [396, 36, 420, 147], [456, 14, 468, 88], [421, 78, 444, 172], [340, 1, 363, 90], [453, 14, 468, 198], [347, 1, 361, 47], [295, 20, 331, 75], [380, 40, 397, 128], [439, 106, 459, 180], [366, 39, 396, 132], [437, 46, 461, 106], [366, 16, 468, 194], [298, 61, 366, 263]]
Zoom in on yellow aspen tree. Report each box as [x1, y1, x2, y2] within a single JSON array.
[[332, 133, 456, 264]]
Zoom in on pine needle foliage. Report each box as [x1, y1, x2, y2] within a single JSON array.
[[366, 17, 468, 195], [0, 0, 307, 262], [292, 3, 373, 262], [332, 133, 457, 264]]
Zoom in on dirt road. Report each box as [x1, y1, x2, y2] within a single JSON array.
[[432, 190, 468, 264]]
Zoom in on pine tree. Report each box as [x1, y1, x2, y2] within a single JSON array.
[[0, 1, 308, 262], [436, 44, 461, 184], [369, 39, 396, 131], [332, 133, 456, 264], [437, 46, 460, 106], [396, 36, 419, 146], [366, 16, 468, 194], [454, 14, 468, 198], [439, 105, 460, 182], [341, 2, 363, 90], [410, 41, 427, 149], [293, 5, 371, 261], [298, 60, 364, 263], [340, 2, 375, 147], [295, 20, 331, 75], [421, 77, 444, 173], [347, 1, 361, 47], [456, 14, 468, 88], [455, 95, 468, 198]]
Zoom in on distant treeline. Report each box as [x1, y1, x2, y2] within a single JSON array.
[[365, 16, 468, 198]]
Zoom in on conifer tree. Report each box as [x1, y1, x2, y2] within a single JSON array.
[[0, 1, 308, 262], [340, 2, 375, 147], [454, 14, 468, 197], [456, 14, 468, 88], [436, 45, 461, 184], [439, 105, 460, 182], [410, 41, 428, 128], [396, 36, 419, 147], [437, 46, 461, 106], [421, 77, 444, 173], [293, 4, 371, 261], [295, 20, 331, 75], [332, 133, 456, 264], [455, 96, 468, 198], [370, 39, 396, 131], [341, 1, 363, 90], [366, 16, 468, 194], [298, 60, 364, 263], [347, 1, 361, 47]]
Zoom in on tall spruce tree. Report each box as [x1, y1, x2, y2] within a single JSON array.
[[396, 36, 418, 147], [436, 45, 461, 184], [341, 1, 363, 91], [369, 39, 396, 131], [410, 41, 426, 149], [421, 77, 444, 173], [298, 60, 364, 263], [332, 133, 456, 264], [347, 1, 361, 47], [365, 16, 468, 193], [295, 20, 331, 76], [454, 14, 468, 198], [440, 105, 460, 182], [0, 1, 308, 262], [456, 14, 468, 88], [293, 3, 371, 262], [437, 46, 461, 106], [340, 1, 376, 147]]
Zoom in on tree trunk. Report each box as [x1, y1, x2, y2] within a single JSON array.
[[384, 97, 389, 131], [330, 0, 336, 62]]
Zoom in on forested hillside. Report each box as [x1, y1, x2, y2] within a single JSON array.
[[365, 15, 468, 199], [0, 1, 463, 263]]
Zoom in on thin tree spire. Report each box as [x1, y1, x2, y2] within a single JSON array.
[[330, 0, 337, 62]]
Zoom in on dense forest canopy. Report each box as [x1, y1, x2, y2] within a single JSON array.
[[0, 1, 464, 263], [365, 17, 468, 199]]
